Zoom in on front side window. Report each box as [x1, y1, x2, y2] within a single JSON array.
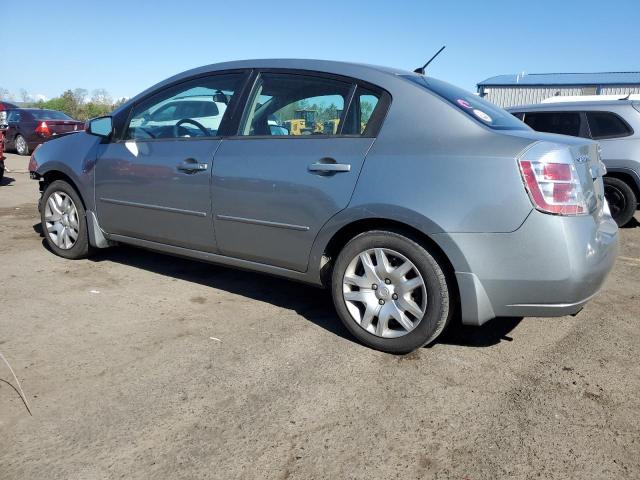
[[586, 111, 632, 139], [126, 73, 244, 140], [240, 73, 352, 136], [7, 111, 21, 122], [523, 112, 582, 137]]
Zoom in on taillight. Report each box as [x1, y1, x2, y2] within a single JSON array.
[[517, 142, 587, 216], [35, 121, 51, 137]]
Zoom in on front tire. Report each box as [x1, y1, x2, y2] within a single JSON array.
[[331, 230, 452, 354], [41, 180, 93, 259], [604, 177, 637, 227], [15, 134, 29, 156]]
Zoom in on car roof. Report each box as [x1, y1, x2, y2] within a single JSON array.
[[507, 100, 639, 111]]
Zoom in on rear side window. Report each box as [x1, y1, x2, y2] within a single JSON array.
[[522, 112, 582, 137], [240, 73, 352, 136], [7, 111, 21, 122], [341, 86, 382, 135], [586, 111, 632, 139]]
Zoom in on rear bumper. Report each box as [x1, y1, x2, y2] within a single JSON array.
[[434, 209, 619, 326]]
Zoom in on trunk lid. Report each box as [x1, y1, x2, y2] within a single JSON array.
[[44, 120, 84, 135]]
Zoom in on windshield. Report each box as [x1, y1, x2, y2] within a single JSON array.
[[29, 110, 73, 121], [402, 75, 529, 131]]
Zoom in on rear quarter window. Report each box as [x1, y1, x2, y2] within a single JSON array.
[[586, 111, 632, 139]]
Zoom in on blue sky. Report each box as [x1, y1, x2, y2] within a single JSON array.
[[1, 0, 639, 101]]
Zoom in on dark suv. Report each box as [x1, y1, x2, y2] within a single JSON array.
[[508, 100, 640, 226]]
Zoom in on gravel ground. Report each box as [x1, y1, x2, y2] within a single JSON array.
[[1, 152, 639, 479]]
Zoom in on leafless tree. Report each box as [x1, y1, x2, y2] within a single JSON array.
[[72, 88, 89, 105], [91, 88, 112, 105], [20, 88, 31, 103]]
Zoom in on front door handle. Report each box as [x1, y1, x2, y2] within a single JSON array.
[[177, 159, 208, 173], [308, 162, 351, 173]]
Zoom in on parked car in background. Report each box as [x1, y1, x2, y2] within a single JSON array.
[[29, 59, 618, 353], [0, 126, 5, 181], [0, 103, 10, 181], [1, 101, 17, 124], [508, 99, 640, 226], [4, 108, 84, 155]]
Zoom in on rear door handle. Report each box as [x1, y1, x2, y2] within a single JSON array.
[[177, 159, 208, 173], [308, 162, 351, 173]]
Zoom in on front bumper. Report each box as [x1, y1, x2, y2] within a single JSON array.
[[434, 209, 619, 325]]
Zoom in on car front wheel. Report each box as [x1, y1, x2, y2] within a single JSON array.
[[41, 180, 93, 259], [331, 230, 452, 354]]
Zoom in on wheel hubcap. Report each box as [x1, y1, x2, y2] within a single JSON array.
[[16, 136, 26, 153], [342, 248, 427, 338], [44, 192, 79, 250]]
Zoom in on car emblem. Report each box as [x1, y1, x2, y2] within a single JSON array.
[[575, 154, 590, 164]]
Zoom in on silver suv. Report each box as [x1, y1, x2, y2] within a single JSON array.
[[508, 100, 640, 226], [28, 59, 618, 353]]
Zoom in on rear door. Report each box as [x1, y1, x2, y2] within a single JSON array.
[[211, 71, 388, 271], [95, 71, 248, 252]]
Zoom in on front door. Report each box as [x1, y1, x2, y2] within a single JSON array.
[[95, 72, 247, 252], [211, 71, 385, 271]]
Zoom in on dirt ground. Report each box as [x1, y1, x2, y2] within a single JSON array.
[[0, 151, 639, 479]]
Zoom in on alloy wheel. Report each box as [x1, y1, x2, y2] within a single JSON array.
[[45, 191, 80, 250], [15, 136, 27, 155], [342, 248, 427, 338]]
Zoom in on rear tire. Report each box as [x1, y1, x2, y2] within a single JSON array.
[[331, 230, 452, 354], [604, 176, 636, 227], [15, 134, 29, 156], [41, 180, 94, 259]]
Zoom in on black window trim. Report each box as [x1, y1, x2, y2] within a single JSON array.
[[584, 110, 634, 140], [225, 67, 392, 140], [115, 69, 253, 143]]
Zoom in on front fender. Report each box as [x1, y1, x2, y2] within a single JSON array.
[[33, 132, 101, 210]]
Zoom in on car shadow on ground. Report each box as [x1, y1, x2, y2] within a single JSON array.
[[77, 241, 520, 349], [621, 216, 640, 229], [0, 176, 16, 186], [31, 222, 524, 349]]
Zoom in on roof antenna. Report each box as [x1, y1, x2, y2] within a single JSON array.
[[414, 45, 446, 75]]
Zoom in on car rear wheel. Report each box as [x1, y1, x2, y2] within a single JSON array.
[[331, 230, 452, 354], [41, 180, 93, 259], [15, 135, 29, 155], [604, 177, 637, 227]]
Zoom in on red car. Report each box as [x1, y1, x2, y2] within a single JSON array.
[[3, 108, 84, 155]]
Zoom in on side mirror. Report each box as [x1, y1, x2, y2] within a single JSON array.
[[88, 116, 113, 138]]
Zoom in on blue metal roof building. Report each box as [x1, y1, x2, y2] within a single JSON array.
[[477, 72, 640, 107]]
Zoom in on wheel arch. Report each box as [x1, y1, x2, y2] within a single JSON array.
[[605, 170, 640, 206], [317, 216, 461, 312], [39, 169, 87, 210]]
